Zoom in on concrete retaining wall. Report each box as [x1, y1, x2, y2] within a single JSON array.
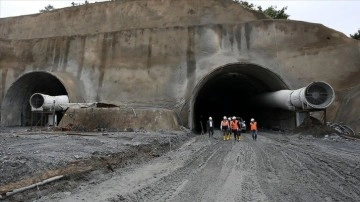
[[0, 0, 359, 131]]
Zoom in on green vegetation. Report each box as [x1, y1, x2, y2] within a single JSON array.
[[71, 1, 89, 7], [233, 0, 289, 19], [350, 29, 360, 40], [39, 4, 55, 13]]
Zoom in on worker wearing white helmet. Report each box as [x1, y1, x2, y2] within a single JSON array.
[[207, 116, 214, 138], [250, 118, 258, 140], [220, 116, 229, 141], [230, 116, 241, 142], [227, 117, 232, 140]]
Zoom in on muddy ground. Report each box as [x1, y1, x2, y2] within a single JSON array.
[[1, 127, 360, 201]]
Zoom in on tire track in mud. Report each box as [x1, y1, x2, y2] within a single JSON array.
[[252, 133, 360, 202], [248, 135, 283, 202], [210, 137, 269, 202], [110, 138, 225, 201], [34, 132, 360, 202], [139, 136, 268, 202], [278, 141, 360, 201], [236, 141, 268, 202], [111, 135, 269, 202], [172, 136, 268, 202], [271, 135, 360, 201], [32, 133, 198, 202]]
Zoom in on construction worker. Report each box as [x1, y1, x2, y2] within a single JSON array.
[[207, 117, 214, 138], [227, 117, 232, 140], [230, 116, 241, 142], [220, 116, 229, 140], [236, 117, 242, 141], [250, 118, 258, 140]]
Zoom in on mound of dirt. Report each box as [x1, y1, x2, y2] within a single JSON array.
[[0, 128, 193, 200], [293, 116, 334, 137]]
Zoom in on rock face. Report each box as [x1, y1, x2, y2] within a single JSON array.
[[0, 0, 359, 132]]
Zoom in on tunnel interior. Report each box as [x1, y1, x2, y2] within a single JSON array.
[[193, 63, 294, 133], [1, 72, 68, 126]]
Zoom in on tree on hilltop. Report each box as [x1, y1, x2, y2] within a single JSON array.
[[39, 4, 55, 13], [350, 29, 360, 40], [71, 1, 90, 6]]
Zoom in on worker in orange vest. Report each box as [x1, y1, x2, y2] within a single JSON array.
[[230, 116, 241, 142], [250, 118, 258, 140], [220, 116, 229, 141]]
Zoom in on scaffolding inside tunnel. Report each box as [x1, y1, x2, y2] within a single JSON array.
[[30, 110, 57, 129]]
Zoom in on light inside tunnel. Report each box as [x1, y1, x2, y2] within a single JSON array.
[[193, 63, 295, 133], [1, 71, 68, 126]]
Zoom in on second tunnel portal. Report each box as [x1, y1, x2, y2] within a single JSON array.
[[1, 71, 68, 126]]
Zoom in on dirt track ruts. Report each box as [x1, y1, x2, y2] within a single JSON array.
[[32, 130, 360, 202]]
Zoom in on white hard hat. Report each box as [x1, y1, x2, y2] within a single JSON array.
[[251, 118, 255, 122], [232, 116, 236, 120], [228, 117, 231, 120], [223, 116, 227, 119], [209, 117, 212, 120]]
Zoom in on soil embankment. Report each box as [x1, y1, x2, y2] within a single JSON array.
[[0, 128, 192, 201]]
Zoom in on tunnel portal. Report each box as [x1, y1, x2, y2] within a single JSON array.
[[193, 63, 295, 133], [1, 71, 68, 126]]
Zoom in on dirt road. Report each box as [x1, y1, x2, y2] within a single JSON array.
[[32, 130, 360, 202]]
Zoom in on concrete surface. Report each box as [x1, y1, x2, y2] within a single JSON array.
[[0, 0, 359, 132]]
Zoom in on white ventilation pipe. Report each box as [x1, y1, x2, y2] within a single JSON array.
[[29, 93, 69, 111], [254, 81, 335, 111]]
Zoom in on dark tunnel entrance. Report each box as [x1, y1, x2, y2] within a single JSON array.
[[193, 63, 295, 133], [1, 71, 68, 126]]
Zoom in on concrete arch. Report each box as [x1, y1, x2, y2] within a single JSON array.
[[1, 71, 85, 126], [191, 63, 295, 132]]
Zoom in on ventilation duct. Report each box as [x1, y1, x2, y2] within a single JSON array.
[[29, 93, 69, 111], [254, 82, 335, 111]]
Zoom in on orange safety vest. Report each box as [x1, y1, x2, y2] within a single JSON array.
[[221, 120, 229, 126], [230, 120, 239, 130], [250, 122, 257, 130]]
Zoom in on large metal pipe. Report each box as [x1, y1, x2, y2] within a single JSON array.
[[254, 81, 335, 111], [29, 93, 69, 111]]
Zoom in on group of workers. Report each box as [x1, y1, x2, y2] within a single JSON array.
[[206, 116, 257, 141]]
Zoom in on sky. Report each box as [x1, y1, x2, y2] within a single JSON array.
[[0, 0, 359, 36]]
